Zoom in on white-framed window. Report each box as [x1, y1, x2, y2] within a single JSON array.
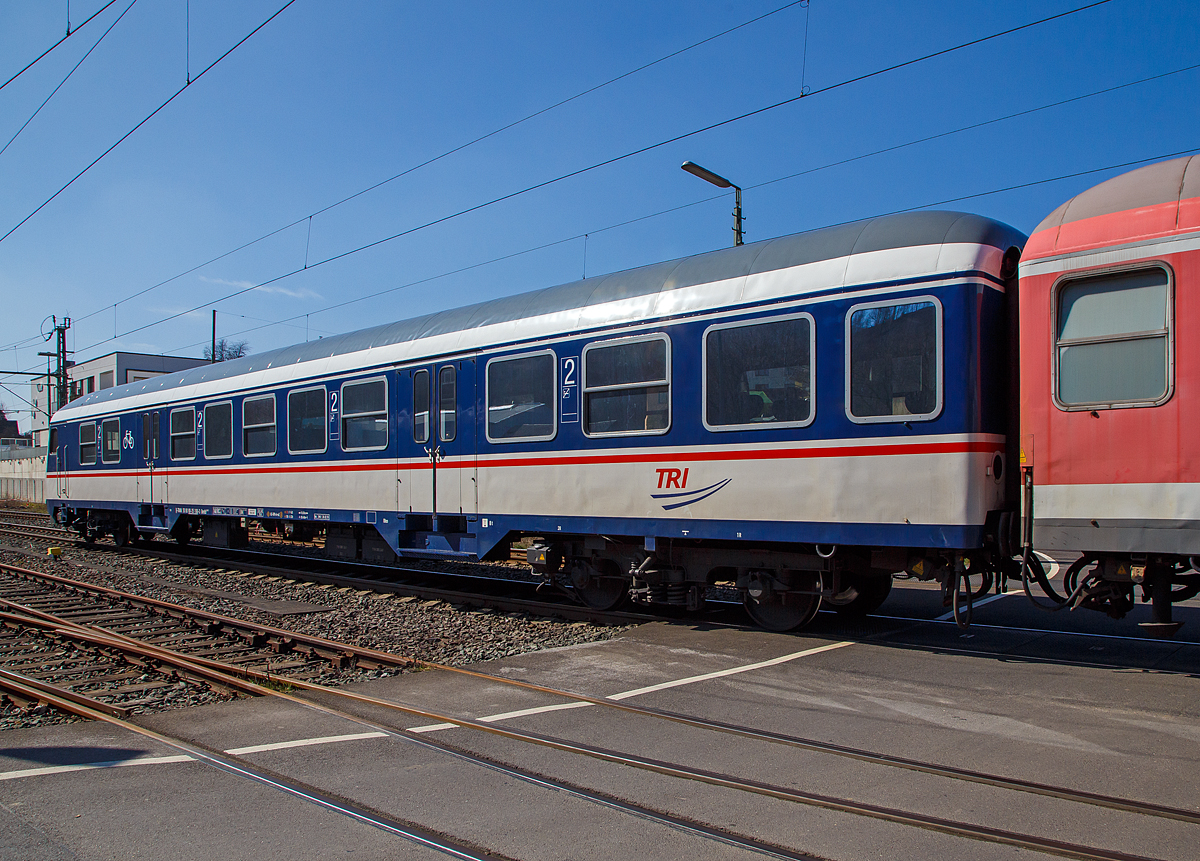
[[79, 422, 97, 465], [288, 386, 327, 454], [1053, 265, 1172, 410], [582, 334, 670, 437], [342, 377, 388, 451], [846, 296, 943, 423], [204, 401, 233, 459], [101, 418, 121, 463], [242, 394, 276, 457], [486, 350, 557, 443], [703, 313, 815, 431], [169, 408, 196, 460]]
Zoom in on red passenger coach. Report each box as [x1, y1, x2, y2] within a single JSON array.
[[1019, 155, 1200, 634]]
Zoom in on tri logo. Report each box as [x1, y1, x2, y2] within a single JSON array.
[[651, 467, 731, 511]]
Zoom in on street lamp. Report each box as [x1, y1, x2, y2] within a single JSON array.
[[681, 160, 743, 246]]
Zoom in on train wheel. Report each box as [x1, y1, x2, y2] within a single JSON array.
[[832, 574, 893, 616], [112, 522, 131, 547], [569, 559, 627, 611], [577, 578, 627, 610], [744, 571, 821, 632]]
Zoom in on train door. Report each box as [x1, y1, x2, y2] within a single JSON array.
[[138, 410, 168, 508], [49, 427, 66, 499], [408, 359, 476, 531]]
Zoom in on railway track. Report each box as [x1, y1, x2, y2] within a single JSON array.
[[0, 559, 416, 722], [0, 558, 1188, 861], [0, 512, 741, 627]]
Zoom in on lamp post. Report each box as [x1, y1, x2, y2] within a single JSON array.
[[681, 160, 743, 246]]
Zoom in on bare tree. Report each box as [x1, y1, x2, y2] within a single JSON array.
[[203, 338, 250, 362]]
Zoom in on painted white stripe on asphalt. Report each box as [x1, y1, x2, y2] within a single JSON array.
[[0, 732, 391, 782], [935, 590, 1019, 621], [0, 755, 192, 781], [0, 644, 860, 775], [607, 641, 855, 700], [408, 640, 856, 732], [226, 731, 387, 755]]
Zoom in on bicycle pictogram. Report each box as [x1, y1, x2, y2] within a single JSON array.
[[122, 430, 135, 450]]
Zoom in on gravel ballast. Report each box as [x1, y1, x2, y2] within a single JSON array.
[[0, 540, 634, 729]]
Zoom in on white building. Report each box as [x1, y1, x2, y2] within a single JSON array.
[[29, 351, 209, 446]]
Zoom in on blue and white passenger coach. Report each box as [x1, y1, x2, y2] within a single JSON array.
[[46, 210, 1025, 630]]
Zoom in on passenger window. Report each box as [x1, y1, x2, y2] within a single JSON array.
[[486, 352, 556, 442], [101, 418, 121, 463], [342, 378, 388, 450], [204, 402, 233, 459], [705, 316, 814, 430], [413, 370, 430, 444], [438, 366, 456, 442], [847, 298, 941, 422], [1056, 268, 1170, 407], [170, 409, 196, 460], [288, 386, 327, 454], [243, 395, 276, 457], [582, 335, 670, 436], [79, 422, 97, 465]]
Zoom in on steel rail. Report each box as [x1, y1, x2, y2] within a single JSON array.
[[102, 628, 1176, 861], [1, 535, 684, 626], [0, 591, 1167, 861], [0, 672, 507, 861], [0, 562, 417, 671], [0, 599, 823, 860], [0, 665, 130, 718], [426, 667, 1200, 825], [0, 513, 742, 626], [3, 558, 1197, 828]]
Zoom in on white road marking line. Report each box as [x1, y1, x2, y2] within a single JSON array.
[[1036, 552, 1062, 579], [934, 590, 1020, 621], [226, 731, 387, 755], [0, 755, 192, 781], [408, 640, 856, 732], [0, 644, 860, 775], [608, 641, 855, 700], [0, 732, 390, 782]]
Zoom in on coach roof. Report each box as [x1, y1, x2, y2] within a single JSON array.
[[59, 210, 1022, 418], [1032, 155, 1200, 237]]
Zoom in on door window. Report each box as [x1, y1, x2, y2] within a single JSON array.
[[438, 365, 456, 442], [413, 370, 430, 443]]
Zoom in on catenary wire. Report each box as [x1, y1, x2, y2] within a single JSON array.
[[0, 0, 138, 158], [47, 0, 815, 335], [169, 144, 1199, 356], [0, 0, 120, 92], [61, 0, 1118, 357], [178, 61, 1200, 348], [0, 0, 298, 247]]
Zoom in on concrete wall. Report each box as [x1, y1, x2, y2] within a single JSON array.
[[0, 448, 46, 504]]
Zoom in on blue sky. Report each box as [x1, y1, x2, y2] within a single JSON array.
[[1, 0, 1197, 429]]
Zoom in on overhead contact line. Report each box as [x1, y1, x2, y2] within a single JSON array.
[[47, 0, 1115, 357]]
